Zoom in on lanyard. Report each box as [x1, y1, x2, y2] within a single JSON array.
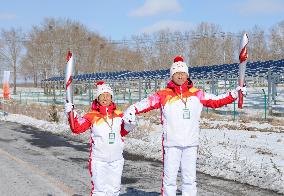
[[101, 110, 114, 132], [174, 88, 188, 108]]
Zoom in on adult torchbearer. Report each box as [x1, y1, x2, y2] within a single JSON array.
[[238, 33, 249, 109], [65, 50, 75, 130]]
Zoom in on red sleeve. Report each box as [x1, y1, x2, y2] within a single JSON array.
[[68, 115, 92, 134], [120, 122, 129, 137], [198, 90, 237, 108]]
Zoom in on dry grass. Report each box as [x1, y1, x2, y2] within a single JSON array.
[[201, 120, 283, 133], [201, 111, 221, 119], [2, 101, 283, 133], [200, 109, 284, 132], [255, 148, 274, 156], [0, 100, 90, 123], [1, 100, 55, 121]]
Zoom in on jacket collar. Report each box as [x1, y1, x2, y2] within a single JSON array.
[[91, 99, 116, 115], [167, 79, 193, 94]]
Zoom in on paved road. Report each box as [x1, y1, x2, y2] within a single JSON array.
[[0, 121, 282, 196]]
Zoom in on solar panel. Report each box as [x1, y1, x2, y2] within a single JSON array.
[[43, 59, 284, 84]]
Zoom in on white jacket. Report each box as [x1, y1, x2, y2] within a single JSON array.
[[132, 80, 237, 147], [69, 101, 130, 162]]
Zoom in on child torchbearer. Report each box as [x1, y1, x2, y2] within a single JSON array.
[[65, 81, 134, 196]]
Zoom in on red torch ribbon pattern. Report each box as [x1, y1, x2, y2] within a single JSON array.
[[238, 33, 249, 109]]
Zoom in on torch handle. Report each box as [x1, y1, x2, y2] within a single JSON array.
[[238, 90, 243, 109], [68, 110, 75, 130]]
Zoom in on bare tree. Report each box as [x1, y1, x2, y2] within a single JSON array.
[[189, 22, 223, 66], [23, 18, 137, 77], [269, 20, 284, 60], [131, 30, 190, 70], [20, 18, 284, 81], [249, 26, 269, 61], [0, 27, 24, 94], [172, 31, 190, 63], [20, 51, 41, 87], [132, 33, 156, 70], [222, 32, 235, 64]]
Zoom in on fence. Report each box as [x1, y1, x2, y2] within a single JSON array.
[[3, 74, 283, 120]]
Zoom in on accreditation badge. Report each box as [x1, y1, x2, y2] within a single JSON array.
[[109, 133, 115, 144], [183, 108, 190, 119]]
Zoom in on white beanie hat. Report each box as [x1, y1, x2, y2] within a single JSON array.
[[96, 81, 113, 98], [170, 56, 189, 78]]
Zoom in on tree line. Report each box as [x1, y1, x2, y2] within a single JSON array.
[[0, 18, 284, 91]]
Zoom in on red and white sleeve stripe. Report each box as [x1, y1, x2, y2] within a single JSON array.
[[196, 90, 236, 108]]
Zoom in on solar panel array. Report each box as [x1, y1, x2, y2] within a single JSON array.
[[43, 59, 284, 82]]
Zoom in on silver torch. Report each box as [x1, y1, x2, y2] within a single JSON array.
[[65, 50, 75, 130]]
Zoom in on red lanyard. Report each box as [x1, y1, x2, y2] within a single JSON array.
[[101, 111, 114, 131]]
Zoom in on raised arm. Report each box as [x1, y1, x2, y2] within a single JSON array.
[[65, 103, 92, 134]]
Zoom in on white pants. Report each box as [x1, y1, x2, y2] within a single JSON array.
[[90, 158, 124, 196], [162, 146, 198, 196]]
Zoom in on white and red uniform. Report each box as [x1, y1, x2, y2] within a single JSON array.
[[68, 100, 130, 196], [131, 80, 237, 196]]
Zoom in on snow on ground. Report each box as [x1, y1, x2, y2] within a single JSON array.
[[1, 113, 283, 194], [125, 118, 284, 194], [1, 85, 283, 193], [198, 128, 284, 194]]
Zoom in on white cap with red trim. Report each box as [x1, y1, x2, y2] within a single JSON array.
[[170, 56, 189, 78], [96, 81, 113, 98]]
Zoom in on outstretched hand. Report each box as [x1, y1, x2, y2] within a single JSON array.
[[64, 102, 74, 114], [123, 105, 136, 124], [236, 85, 247, 96], [231, 85, 247, 99]]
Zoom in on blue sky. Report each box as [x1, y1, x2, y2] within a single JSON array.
[[0, 0, 283, 40]]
